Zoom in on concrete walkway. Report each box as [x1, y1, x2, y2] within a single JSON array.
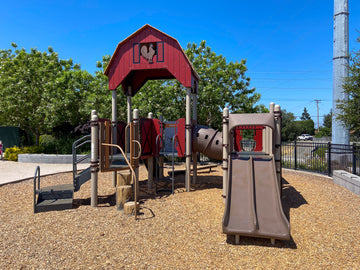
[[0, 160, 89, 186]]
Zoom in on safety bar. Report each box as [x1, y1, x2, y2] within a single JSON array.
[[33, 166, 40, 213], [72, 135, 91, 181]]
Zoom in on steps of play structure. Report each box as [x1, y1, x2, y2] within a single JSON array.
[[34, 184, 74, 213], [74, 167, 91, 192]]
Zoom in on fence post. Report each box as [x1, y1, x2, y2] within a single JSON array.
[[352, 144, 357, 175], [294, 140, 297, 170], [327, 142, 332, 176]]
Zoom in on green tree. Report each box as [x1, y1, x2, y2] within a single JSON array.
[[0, 44, 87, 145], [336, 37, 360, 137], [300, 107, 311, 120], [281, 109, 297, 141], [316, 110, 332, 137], [131, 40, 264, 129], [185, 41, 263, 129]]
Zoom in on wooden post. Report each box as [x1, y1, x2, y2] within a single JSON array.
[[222, 108, 229, 203], [185, 87, 192, 192], [116, 185, 132, 211], [90, 110, 99, 207]]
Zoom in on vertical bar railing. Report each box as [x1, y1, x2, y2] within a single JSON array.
[[294, 140, 297, 170], [327, 142, 332, 176], [352, 144, 357, 175]]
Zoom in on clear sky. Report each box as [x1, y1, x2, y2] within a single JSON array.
[[1, 0, 360, 127]]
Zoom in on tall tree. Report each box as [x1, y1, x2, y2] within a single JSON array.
[[186, 41, 263, 129], [132, 40, 264, 129], [300, 107, 311, 120], [0, 44, 87, 145], [316, 110, 332, 137], [336, 37, 360, 137]]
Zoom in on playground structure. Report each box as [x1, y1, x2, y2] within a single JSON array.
[[222, 105, 290, 244], [33, 24, 290, 244]]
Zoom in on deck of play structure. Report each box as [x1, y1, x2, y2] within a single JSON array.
[[33, 24, 290, 244]]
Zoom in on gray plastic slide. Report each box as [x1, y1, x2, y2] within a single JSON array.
[[223, 154, 290, 240]]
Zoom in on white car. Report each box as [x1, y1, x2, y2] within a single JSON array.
[[297, 134, 313, 141]]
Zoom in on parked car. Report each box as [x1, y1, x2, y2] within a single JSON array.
[[297, 134, 313, 141]]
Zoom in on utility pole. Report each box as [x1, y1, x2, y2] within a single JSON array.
[[332, 0, 350, 144], [314, 99, 321, 133]]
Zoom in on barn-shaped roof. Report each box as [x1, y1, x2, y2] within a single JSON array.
[[104, 24, 199, 96]]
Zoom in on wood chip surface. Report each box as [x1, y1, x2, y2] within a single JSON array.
[[1, 165, 359, 269]]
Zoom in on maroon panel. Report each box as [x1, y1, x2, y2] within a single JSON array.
[[151, 119, 163, 156], [133, 43, 140, 64], [175, 118, 186, 157], [140, 118, 153, 158], [234, 128, 243, 152], [105, 24, 198, 93], [157, 41, 164, 62], [254, 128, 263, 151], [234, 126, 264, 152], [116, 121, 127, 150]]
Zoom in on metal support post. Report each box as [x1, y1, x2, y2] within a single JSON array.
[[90, 110, 99, 207], [112, 89, 117, 187], [147, 112, 154, 192], [192, 92, 197, 184], [274, 104, 282, 190], [185, 87, 192, 192], [133, 109, 140, 204], [222, 108, 229, 203]]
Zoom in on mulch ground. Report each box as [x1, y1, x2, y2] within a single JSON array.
[[0, 165, 359, 269]]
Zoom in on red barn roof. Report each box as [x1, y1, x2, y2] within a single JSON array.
[[104, 24, 199, 96]]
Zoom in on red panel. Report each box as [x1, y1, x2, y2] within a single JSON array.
[[106, 25, 198, 93], [233, 126, 264, 152], [234, 128, 243, 152], [151, 119, 163, 156], [116, 121, 127, 150], [175, 118, 186, 157], [254, 129, 263, 151], [140, 118, 153, 159]]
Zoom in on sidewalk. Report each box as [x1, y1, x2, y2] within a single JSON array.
[[0, 160, 89, 186]]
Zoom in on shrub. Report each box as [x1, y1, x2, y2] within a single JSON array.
[[4, 146, 22, 161], [4, 145, 43, 161]]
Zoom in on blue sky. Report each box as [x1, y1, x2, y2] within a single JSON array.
[[1, 0, 360, 127]]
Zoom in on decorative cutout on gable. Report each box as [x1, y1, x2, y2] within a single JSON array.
[[133, 41, 164, 64], [141, 43, 156, 63]]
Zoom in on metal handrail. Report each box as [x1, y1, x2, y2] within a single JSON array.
[[72, 135, 91, 181], [101, 143, 141, 220], [33, 166, 40, 213]]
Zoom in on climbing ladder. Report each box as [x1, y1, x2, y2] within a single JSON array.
[[33, 135, 92, 213]]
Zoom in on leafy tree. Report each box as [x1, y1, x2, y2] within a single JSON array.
[[185, 41, 263, 129], [316, 110, 332, 137], [281, 109, 315, 141], [300, 107, 311, 120], [131, 40, 264, 129], [336, 37, 360, 137], [0, 44, 87, 145], [281, 109, 297, 141], [295, 119, 315, 135], [323, 110, 332, 129]]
